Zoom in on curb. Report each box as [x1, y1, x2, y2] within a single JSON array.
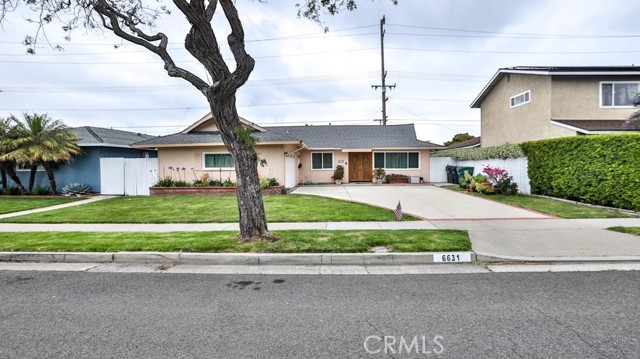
[[475, 252, 640, 263], [0, 251, 477, 266]]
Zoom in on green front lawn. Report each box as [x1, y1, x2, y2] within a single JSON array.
[[0, 197, 81, 215], [445, 186, 632, 219], [0, 230, 469, 253], [0, 195, 418, 223], [608, 227, 640, 236]]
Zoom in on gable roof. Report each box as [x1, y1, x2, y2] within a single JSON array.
[[72, 127, 156, 148], [181, 112, 267, 133], [133, 123, 443, 149], [471, 66, 640, 108], [551, 119, 639, 134], [132, 128, 301, 147]]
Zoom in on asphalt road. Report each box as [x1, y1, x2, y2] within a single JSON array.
[[1, 270, 639, 359]]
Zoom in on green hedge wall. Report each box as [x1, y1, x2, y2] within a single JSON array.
[[520, 134, 640, 211]]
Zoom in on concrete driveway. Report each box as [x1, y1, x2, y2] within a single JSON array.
[[292, 184, 550, 220]]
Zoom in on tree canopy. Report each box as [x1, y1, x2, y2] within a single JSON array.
[[0, 0, 397, 241]]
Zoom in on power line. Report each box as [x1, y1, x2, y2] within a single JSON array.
[[387, 24, 640, 39]]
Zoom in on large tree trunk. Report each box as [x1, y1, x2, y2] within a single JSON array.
[[41, 162, 57, 194], [0, 162, 27, 194], [28, 165, 38, 192], [211, 97, 272, 242]]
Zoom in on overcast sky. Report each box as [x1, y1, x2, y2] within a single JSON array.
[[2, 0, 640, 145]]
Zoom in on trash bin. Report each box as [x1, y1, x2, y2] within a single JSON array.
[[456, 166, 474, 182], [445, 165, 458, 184]]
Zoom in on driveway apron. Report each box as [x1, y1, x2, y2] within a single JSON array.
[[292, 184, 550, 220]]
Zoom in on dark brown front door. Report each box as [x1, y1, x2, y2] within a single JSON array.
[[349, 153, 372, 182]]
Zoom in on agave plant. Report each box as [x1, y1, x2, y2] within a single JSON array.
[[61, 183, 92, 196]]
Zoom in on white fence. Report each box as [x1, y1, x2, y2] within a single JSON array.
[[430, 156, 531, 194], [100, 157, 158, 196]]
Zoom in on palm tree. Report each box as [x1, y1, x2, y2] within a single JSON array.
[[7, 113, 82, 194], [0, 118, 27, 194]]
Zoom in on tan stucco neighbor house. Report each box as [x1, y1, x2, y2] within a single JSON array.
[[471, 66, 640, 147], [133, 113, 443, 188]]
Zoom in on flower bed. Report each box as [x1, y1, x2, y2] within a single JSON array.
[[150, 186, 284, 196]]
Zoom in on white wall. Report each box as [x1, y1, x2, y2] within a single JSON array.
[[430, 156, 531, 194]]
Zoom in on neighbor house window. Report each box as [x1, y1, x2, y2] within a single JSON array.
[[601, 82, 639, 107], [373, 152, 419, 169], [203, 153, 234, 169], [311, 152, 333, 170], [509, 90, 531, 108]]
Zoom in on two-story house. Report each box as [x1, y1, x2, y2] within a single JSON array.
[[471, 66, 640, 147]]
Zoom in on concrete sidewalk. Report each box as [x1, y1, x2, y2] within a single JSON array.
[[1, 218, 640, 264]]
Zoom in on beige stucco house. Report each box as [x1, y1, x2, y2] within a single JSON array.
[[133, 113, 442, 188], [471, 66, 640, 147]]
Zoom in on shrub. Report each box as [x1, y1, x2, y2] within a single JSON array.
[[173, 180, 190, 187], [61, 183, 92, 196], [386, 173, 409, 180], [32, 185, 52, 195], [331, 165, 344, 181], [2, 186, 20, 195], [155, 177, 174, 187], [521, 134, 640, 210]]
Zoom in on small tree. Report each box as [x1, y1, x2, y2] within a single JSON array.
[[444, 133, 476, 147], [7, 113, 82, 194]]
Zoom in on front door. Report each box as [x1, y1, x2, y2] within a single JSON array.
[[349, 153, 372, 182]]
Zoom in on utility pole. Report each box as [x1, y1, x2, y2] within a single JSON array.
[[371, 15, 395, 125]]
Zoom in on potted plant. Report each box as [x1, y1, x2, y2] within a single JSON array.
[[373, 168, 386, 184], [331, 165, 345, 185]]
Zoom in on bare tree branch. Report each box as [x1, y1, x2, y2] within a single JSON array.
[[93, 0, 210, 94]]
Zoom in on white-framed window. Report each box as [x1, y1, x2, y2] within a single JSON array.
[[600, 81, 639, 108], [203, 152, 235, 170], [16, 163, 45, 172], [510, 90, 531, 108], [311, 152, 333, 170], [373, 152, 420, 169]]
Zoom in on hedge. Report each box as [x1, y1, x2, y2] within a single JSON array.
[[431, 143, 524, 161], [520, 134, 640, 211]]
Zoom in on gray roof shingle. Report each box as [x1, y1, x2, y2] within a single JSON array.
[[267, 124, 442, 149], [72, 127, 156, 147], [134, 124, 443, 149]]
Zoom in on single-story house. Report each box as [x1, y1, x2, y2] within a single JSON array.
[[471, 66, 640, 147], [132, 113, 443, 188], [11, 126, 157, 193]]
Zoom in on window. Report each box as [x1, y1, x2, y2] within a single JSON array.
[[601, 82, 639, 107], [373, 152, 420, 169], [311, 152, 333, 170], [509, 90, 531, 108], [203, 153, 234, 169]]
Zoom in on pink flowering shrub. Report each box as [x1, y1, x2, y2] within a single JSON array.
[[482, 165, 518, 195]]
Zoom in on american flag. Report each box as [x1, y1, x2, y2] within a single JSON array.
[[394, 201, 403, 221]]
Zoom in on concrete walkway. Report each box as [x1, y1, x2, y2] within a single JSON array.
[[0, 195, 112, 219]]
